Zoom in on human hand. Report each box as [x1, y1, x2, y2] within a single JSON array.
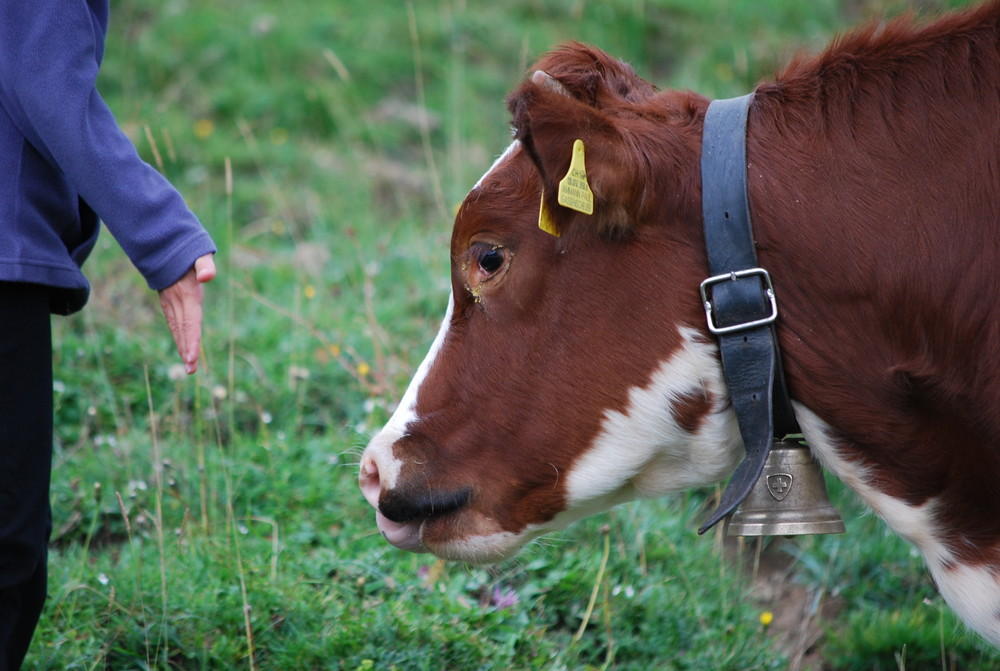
[[158, 253, 217, 374]]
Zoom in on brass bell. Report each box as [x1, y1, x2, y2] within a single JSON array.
[[727, 440, 846, 536]]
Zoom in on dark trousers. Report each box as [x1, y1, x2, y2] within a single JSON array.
[[0, 284, 53, 671]]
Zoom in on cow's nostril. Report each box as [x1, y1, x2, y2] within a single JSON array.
[[359, 456, 382, 508], [378, 486, 472, 524]]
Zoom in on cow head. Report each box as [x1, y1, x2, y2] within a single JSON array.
[[359, 44, 744, 563]]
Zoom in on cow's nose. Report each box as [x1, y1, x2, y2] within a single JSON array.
[[359, 454, 382, 509]]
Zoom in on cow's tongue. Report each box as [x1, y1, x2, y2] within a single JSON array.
[[375, 511, 427, 553]]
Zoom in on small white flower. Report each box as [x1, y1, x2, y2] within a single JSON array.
[[288, 365, 311, 382], [612, 584, 635, 598]]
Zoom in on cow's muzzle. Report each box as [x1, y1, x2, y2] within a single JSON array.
[[359, 453, 472, 553]]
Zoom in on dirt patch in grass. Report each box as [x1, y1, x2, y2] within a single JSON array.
[[728, 535, 845, 671]]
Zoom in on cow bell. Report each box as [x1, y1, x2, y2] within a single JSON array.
[[726, 440, 846, 536]]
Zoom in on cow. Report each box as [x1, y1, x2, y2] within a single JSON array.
[[359, 0, 1000, 645]]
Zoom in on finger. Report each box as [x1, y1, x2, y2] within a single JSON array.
[[182, 286, 204, 374], [175, 293, 203, 374], [160, 299, 200, 374], [194, 253, 217, 284], [179, 306, 204, 374]]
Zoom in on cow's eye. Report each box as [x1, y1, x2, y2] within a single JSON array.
[[478, 246, 506, 275]]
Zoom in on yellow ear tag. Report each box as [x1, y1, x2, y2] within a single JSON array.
[[538, 191, 561, 237], [557, 139, 594, 215]]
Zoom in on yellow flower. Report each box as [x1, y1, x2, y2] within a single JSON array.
[[269, 127, 289, 146], [194, 118, 214, 139], [759, 611, 774, 626], [329, 344, 342, 357], [357, 362, 371, 377], [304, 285, 316, 300]]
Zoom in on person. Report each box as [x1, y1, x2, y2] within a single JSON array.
[[0, 1, 217, 667]]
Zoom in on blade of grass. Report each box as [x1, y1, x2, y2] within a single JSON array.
[[573, 525, 611, 643], [144, 366, 170, 666]]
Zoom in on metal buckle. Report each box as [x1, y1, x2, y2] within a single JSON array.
[[700, 267, 778, 335]]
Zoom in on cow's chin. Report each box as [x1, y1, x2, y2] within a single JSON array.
[[373, 508, 538, 565]]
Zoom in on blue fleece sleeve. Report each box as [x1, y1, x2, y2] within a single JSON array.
[[0, 0, 215, 290]]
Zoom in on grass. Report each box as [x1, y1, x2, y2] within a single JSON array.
[[28, 0, 1000, 668]]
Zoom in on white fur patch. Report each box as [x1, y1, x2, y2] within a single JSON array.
[[437, 325, 748, 560], [564, 328, 743, 514], [433, 529, 524, 565], [796, 405, 1000, 646]]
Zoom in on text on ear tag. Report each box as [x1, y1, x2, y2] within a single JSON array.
[[538, 192, 561, 237], [557, 139, 594, 215]]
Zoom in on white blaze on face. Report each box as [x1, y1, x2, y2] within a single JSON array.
[[367, 140, 521, 473], [364, 293, 455, 489], [796, 405, 1000, 646], [472, 140, 520, 191], [361, 142, 524, 555]]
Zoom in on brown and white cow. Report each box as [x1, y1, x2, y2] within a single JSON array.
[[360, 1, 1000, 644]]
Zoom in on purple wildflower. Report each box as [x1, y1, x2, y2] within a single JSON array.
[[491, 586, 519, 609]]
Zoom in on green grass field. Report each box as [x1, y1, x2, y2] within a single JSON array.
[[29, 0, 1000, 668]]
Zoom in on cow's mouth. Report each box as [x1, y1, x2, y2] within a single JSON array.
[[373, 486, 473, 555], [374, 511, 427, 553], [368, 496, 530, 564], [377, 510, 531, 564]]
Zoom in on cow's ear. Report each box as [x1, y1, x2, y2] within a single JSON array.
[[524, 42, 658, 108], [507, 68, 649, 238]]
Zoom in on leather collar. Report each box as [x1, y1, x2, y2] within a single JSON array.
[[697, 94, 799, 534]]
